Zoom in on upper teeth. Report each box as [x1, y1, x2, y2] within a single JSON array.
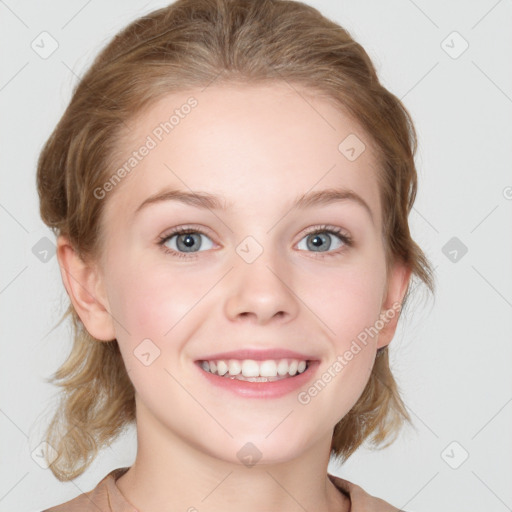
[[200, 359, 308, 377]]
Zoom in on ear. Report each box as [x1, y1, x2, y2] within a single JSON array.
[[56, 235, 116, 341], [376, 260, 412, 350]]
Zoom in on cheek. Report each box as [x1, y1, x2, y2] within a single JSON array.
[[105, 257, 213, 345], [297, 265, 386, 415], [305, 257, 387, 344], [104, 260, 204, 389]]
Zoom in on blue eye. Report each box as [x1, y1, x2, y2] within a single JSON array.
[[158, 227, 214, 258], [297, 226, 352, 255], [158, 224, 352, 260]]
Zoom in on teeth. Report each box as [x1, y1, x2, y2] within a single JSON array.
[[216, 360, 228, 376], [260, 360, 277, 377], [200, 358, 309, 378], [228, 360, 241, 375], [241, 360, 259, 377], [288, 360, 298, 375], [277, 360, 289, 376]]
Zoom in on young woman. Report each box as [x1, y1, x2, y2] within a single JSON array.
[[36, 0, 434, 510]]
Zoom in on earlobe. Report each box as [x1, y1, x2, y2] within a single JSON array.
[[56, 236, 116, 341], [376, 261, 412, 350]]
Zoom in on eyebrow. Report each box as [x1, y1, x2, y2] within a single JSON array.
[[134, 187, 374, 224]]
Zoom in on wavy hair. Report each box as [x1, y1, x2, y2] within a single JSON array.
[[36, 0, 434, 480]]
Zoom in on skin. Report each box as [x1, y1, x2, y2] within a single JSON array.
[[57, 82, 410, 512]]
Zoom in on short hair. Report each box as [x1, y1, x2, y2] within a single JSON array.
[[37, 0, 435, 481]]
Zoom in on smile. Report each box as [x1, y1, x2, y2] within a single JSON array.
[[194, 359, 319, 399], [198, 358, 309, 380]]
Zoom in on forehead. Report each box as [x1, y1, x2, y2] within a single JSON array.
[[103, 81, 382, 227]]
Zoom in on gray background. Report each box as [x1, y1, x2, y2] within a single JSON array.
[[1, 0, 511, 511]]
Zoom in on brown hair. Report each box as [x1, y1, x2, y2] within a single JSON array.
[[37, 0, 434, 481]]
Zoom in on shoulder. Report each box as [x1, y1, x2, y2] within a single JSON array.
[[328, 473, 405, 512], [43, 469, 403, 512], [42, 467, 130, 512]]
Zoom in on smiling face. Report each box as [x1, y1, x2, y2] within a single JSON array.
[[72, 81, 408, 465]]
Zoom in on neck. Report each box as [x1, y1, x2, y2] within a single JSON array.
[[115, 399, 349, 512]]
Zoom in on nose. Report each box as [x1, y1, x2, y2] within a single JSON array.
[[223, 251, 300, 325]]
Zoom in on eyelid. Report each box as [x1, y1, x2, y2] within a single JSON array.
[[298, 224, 351, 240], [295, 224, 353, 255], [158, 223, 216, 242], [157, 223, 353, 259], [157, 224, 218, 259], [157, 224, 351, 244]]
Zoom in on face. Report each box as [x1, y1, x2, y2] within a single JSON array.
[[89, 82, 404, 465]]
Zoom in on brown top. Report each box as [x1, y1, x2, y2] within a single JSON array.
[[42, 467, 404, 511]]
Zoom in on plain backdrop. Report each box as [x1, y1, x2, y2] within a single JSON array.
[[1, 1, 511, 511]]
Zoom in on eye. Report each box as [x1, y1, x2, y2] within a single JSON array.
[[158, 224, 352, 260], [297, 225, 352, 256], [158, 226, 215, 258]]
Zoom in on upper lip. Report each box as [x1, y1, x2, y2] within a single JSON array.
[[196, 349, 318, 362]]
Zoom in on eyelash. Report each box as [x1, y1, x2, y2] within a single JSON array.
[[157, 224, 353, 260]]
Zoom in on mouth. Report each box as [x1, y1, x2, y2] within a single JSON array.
[[195, 358, 313, 382], [194, 356, 320, 399]]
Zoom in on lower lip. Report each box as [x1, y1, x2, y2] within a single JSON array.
[[194, 360, 320, 399]]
